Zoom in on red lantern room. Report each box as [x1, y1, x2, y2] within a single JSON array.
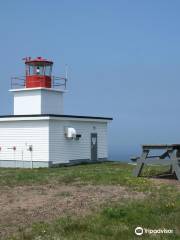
[[25, 57, 53, 88]]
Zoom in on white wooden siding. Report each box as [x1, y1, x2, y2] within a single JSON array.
[[13, 90, 41, 115], [41, 90, 64, 114], [49, 120, 108, 163], [11, 88, 64, 115], [0, 120, 49, 162], [0, 118, 109, 166]]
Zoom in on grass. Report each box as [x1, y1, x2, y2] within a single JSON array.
[[1, 162, 180, 240], [0, 162, 153, 191], [9, 188, 180, 240]]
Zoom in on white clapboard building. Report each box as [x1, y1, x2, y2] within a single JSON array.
[[0, 57, 112, 168]]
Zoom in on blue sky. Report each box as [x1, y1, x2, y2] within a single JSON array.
[[1, 0, 180, 160]]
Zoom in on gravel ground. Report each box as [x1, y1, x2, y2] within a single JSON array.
[[0, 184, 145, 239]]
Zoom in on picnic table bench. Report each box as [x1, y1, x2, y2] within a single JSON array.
[[132, 144, 180, 180]]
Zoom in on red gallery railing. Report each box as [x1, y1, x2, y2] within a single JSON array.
[[11, 76, 67, 90]]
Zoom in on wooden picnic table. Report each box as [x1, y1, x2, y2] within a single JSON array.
[[132, 144, 180, 180]]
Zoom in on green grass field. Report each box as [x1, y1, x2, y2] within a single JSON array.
[[0, 162, 179, 240]]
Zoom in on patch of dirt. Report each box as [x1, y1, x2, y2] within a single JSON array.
[[0, 184, 145, 239], [150, 178, 180, 190]]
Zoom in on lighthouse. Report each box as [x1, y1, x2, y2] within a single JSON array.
[[10, 57, 66, 115], [0, 57, 112, 168]]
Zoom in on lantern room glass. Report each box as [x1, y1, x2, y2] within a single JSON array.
[[26, 64, 52, 76]]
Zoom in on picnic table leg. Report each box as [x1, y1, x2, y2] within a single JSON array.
[[166, 149, 173, 174], [174, 150, 180, 180], [169, 150, 180, 180], [133, 150, 149, 177]]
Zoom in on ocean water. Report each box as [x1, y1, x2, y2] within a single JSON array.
[[108, 146, 141, 163], [109, 152, 132, 163]]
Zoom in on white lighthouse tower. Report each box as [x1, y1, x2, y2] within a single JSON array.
[[0, 57, 112, 168], [10, 57, 66, 115]]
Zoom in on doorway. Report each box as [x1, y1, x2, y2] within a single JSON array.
[[91, 133, 97, 161]]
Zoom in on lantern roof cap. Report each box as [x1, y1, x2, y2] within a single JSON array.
[[23, 57, 53, 66]]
